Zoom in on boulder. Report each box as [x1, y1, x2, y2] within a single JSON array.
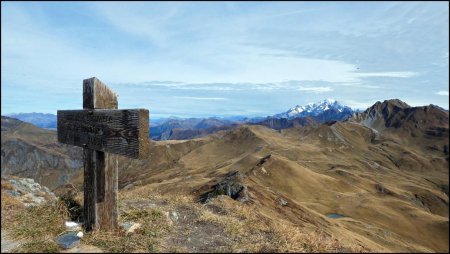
[[199, 171, 249, 203]]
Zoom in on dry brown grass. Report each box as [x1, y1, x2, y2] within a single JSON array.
[[195, 195, 371, 253], [269, 222, 370, 253], [121, 185, 372, 252], [1, 190, 23, 211], [3, 200, 69, 240], [11, 239, 60, 253], [1, 180, 15, 191], [82, 221, 165, 252], [1, 198, 70, 253], [83, 200, 171, 253], [2, 184, 370, 253], [82, 230, 159, 253]]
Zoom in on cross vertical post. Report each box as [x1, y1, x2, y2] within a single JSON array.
[[82, 77, 119, 231]]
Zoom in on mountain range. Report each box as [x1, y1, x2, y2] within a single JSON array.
[[1, 116, 83, 189], [5, 99, 355, 140], [1, 98, 448, 252], [273, 99, 354, 121], [6, 112, 57, 129]]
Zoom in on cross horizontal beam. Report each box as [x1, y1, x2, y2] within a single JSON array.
[[57, 109, 149, 159]]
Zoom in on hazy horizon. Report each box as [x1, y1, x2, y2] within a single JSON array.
[[2, 2, 449, 118], [3, 97, 448, 120]]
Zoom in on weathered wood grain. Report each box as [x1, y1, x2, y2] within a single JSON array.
[[57, 109, 150, 159], [83, 77, 118, 110], [96, 152, 118, 230], [83, 149, 98, 231]]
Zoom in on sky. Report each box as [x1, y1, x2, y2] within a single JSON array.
[[1, 1, 449, 118]]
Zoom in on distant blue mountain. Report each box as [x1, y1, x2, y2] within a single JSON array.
[[5, 100, 355, 139], [7, 113, 57, 129]]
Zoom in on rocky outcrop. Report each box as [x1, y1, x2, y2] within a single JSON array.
[[199, 171, 249, 203], [1, 175, 57, 207], [1, 116, 83, 189]]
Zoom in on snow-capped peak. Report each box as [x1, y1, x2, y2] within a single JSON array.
[[273, 99, 353, 119]]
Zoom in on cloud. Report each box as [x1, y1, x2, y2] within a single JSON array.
[[436, 91, 449, 96], [336, 83, 381, 89], [116, 80, 337, 93], [297, 86, 333, 93], [341, 100, 375, 110], [173, 96, 228, 100], [354, 72, 418, 78], [1, 2, 448, 114]]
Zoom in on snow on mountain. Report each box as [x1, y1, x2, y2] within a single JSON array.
[[273, 99, 353, 120]]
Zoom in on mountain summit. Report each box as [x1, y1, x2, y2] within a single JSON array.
[[273, 99, 353, 121]]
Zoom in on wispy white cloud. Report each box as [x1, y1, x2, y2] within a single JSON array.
[[436, 90, 449, 96], [173, 96, 228, 100], [297, 86, 333, 93], [1, 2, 448, 114], [335, 83, 381, 89], [354, 71, 418, 78], [342, 100, 375, 110]]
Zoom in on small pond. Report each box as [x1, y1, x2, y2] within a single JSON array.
[[326, 213, 347, 219]]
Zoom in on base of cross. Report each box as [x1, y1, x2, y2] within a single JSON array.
[[83, 149, 119, 231]]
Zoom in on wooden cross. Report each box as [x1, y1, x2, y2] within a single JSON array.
[[57, 77, 149, 231]]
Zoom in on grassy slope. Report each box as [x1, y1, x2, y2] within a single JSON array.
[[99, 122, 448, 252], [2, 109, 448, 252]]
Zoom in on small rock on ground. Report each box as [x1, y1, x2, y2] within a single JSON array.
[[121, 222, 142, 234], [56, 232, 80, 249], [65, 221, 82, 231], [127, 223, 142, 234], [169, 211, 179, 222]]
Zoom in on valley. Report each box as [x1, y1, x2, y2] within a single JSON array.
[[1, 99, 449, 252]]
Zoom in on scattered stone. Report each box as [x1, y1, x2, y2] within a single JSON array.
[[5, 190, 20, 197], [121, 222, 134, 231], [260, 167, 267, 174], [127, 223, 142, 234], [65, 221, 82, 231], [257, 154, 272, 166], [121, 222, 141, 234], [56, 232, 81, 249], [22, 193, 46, 207], [280, 198, 288, 206], [3, 176, 57, 207], [76, 232, 83, 238], [169, 211, 179, 222], [375, 183, 393, 195], [165, 212, 173, 226]]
